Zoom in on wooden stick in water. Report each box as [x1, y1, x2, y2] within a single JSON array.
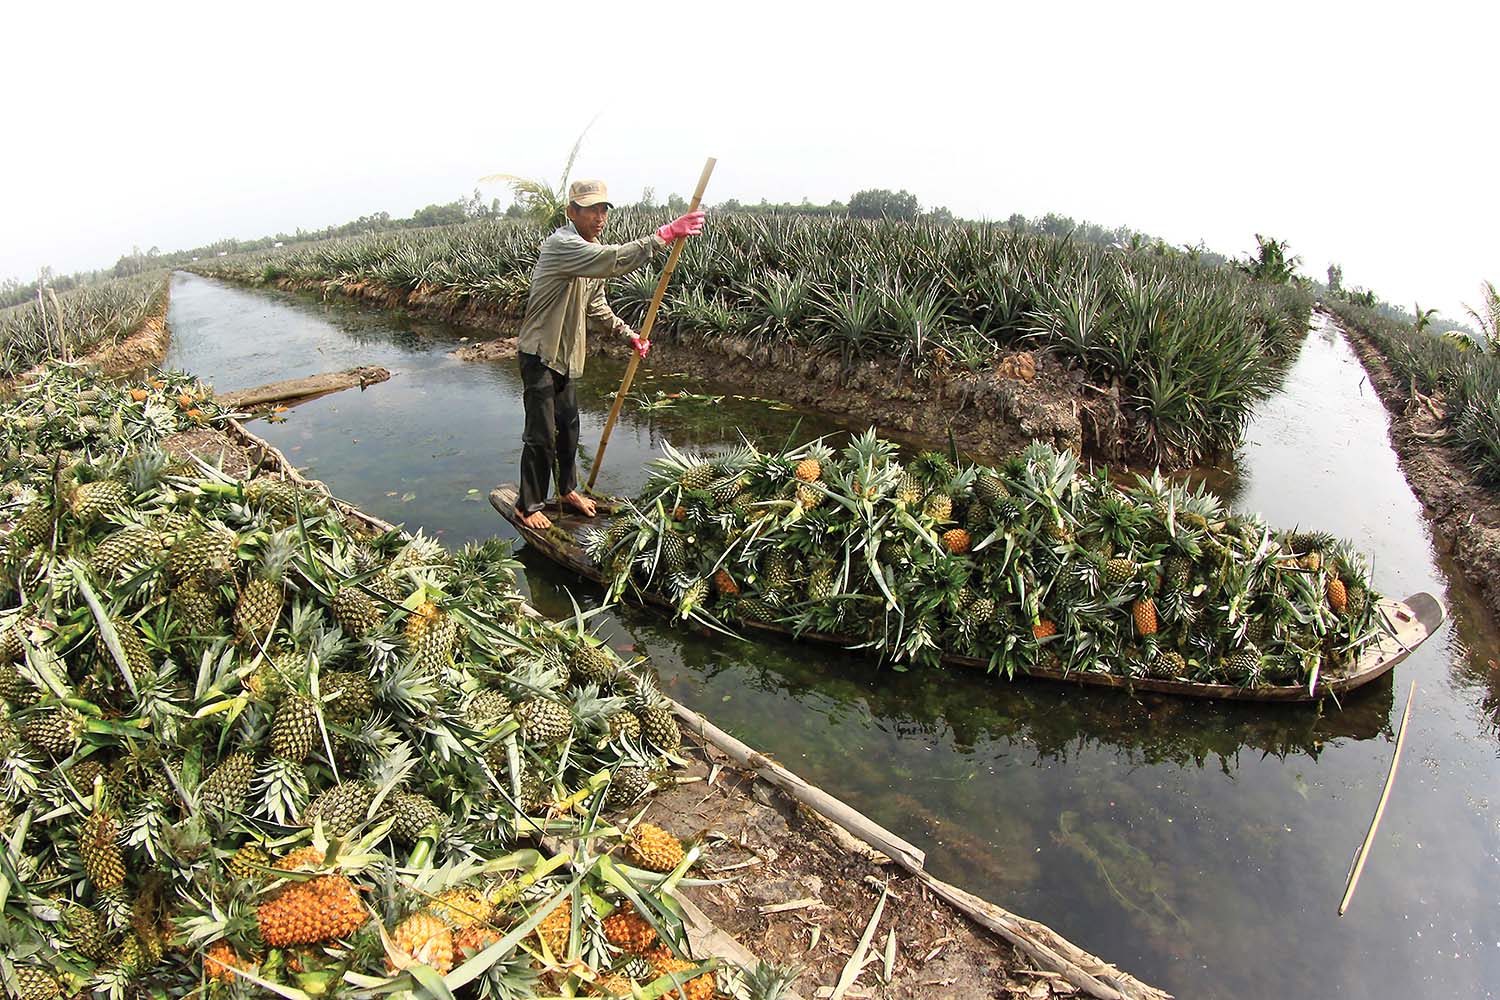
[[1339, 679, 1417, 915], [586, 157, 715, 490]]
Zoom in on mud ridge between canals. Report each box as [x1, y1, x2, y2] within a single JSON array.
[[255, 274, 1131, 468], [1334, 309, 1500, 620]]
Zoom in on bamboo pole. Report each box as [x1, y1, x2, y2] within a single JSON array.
[[586, 157, 716, 490], [1339, 679, 1417, 915]]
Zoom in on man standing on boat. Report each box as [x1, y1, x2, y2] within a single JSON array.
[[514, 179, 705, 531]]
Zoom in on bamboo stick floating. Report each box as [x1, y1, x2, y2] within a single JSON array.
[[1339, 679, 1417, 915], [587, 157, 716, 490]]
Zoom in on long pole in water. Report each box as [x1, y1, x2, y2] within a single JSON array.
[[586, 157, 716, 491], [1338, 679, 1417, 915]]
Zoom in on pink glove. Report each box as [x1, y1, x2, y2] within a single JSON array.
[[656, 211, 706, 242], [630, 333, 651, 358]]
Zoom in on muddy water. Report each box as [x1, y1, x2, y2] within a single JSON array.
[[167, 273, 1500, 999]]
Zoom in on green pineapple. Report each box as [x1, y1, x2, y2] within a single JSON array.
[[1163, 554, 1192, 592], [0, 662, 39, 707], [708, 475, 746, 507], [632, 677, 681, 752], [172, 578, 221, 636], [22, 708, 81, 757], [736, 597, 779, 624], [968, 595, 998, 626], [165, 524, 235, 583], [679, 461, 718, 491], [332, 583, 383, 638], [761, 549, 795, 592], [1103, 558, 1137, 585], [676, 577, 709, 617], [511, 662, 573, 747], [235, 531, 295, 643], [1224, 647, 1261, 683], [10, 968, 62, 1000], [403, 599, 457, 674], [8, 500, 54, 552], [245, 478, 304, 518], [80, 808, 126, 892], [658, 528, 688, 573], [608, 709, 643, 741], [89, 524, 158, 581], [607, 766, 651, 808], [894, 472, 924, 507], [974, 471, 1009, 506], [1150, 651, 1186, 679], [268, 693, 320, 762], [923, 492, 954, 522], [70, 478, 132, 523], [95, 616, 152, 686], [806, 562, 836, 602], [63, 903, 117, 961], [225, 843, 269, 880], [916, 451, 958, 486], [321, 671, 376, 727], [302, 780, 376, 836], [569, 640, 618, 686], [198, 752, 256, 816], [465, 689, 513, 726], [387, 790, 445, 842]]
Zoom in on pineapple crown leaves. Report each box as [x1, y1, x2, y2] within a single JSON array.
[[567, 683, 628, 734]]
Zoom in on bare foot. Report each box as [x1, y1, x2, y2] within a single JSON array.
[[559, 491, 597, 517], [517, 507, 552, 530]]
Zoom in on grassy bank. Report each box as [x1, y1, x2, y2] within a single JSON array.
[[190, 212, 1311, 468], [0, 271, 171, 379]]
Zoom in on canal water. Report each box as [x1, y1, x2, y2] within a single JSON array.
[[166, 272, 1500, 999]]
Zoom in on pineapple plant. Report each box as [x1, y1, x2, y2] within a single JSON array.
[[627, 823, 685, 873], [204, 940, 254, 983], [793, 442, 832, 484], [225, 843, 270, 880]]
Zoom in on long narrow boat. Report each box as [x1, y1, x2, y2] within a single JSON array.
[[491, 484, 1446, 703]]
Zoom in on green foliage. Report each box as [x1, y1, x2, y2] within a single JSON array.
[[1236, 234, 1302, 284], [0, 272, 169, 377], [848, 187, 921, 221]]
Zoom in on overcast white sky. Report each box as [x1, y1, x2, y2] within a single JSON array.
[[4, 1, 1494, 322]]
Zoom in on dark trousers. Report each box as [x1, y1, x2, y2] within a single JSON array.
[[518, 352, 580, 514]]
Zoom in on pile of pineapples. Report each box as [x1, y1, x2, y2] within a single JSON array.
[[0, 364, 783, 1000], [588, 429, 1385, 686]]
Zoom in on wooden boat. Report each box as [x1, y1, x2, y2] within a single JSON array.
[[491, 485, 1447, 703]]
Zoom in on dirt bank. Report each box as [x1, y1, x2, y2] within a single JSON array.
[[260, 275, 1115, 465], [0, 288, 172, 396], [1334, 310, 1500, 619]]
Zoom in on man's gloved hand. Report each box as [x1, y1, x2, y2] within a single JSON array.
[[629, 333, 651, 359], [656, 211, 706, 243]]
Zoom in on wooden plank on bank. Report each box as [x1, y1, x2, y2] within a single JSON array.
[[219, 366, 391, 408]]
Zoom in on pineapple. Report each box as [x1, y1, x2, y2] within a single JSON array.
[[608, 709, 643, 742], [80, 808, 126, 891], [1224, 647, 1261, 683], [64, 904, 118, 961], [173, 578, 222, 636], [225, 843, 270, 880], [430, 886, 494, 929], [389, 911, 455, 974], [974, 471, 1009, 506], [632, 678, 681, 752], [21, 707, 80, 757], [89, 524, 158, 581], [332, 583, 383, 638], [1103, 558, 1137, 585], [627, 823, 685, 873], [199, 752, 256, 816], [302, 780, 376, 836], [941, 528, 971, 555], [795, 481, 823, 510], [711, 568, 739, 597], [403, 600, 457, 674], [512, 663, 574, 747], [657, 528, 688, 573], [1150, 651, 1186, 679], [387, 790, 445, 842], [256, 872, 367, 946], [707, 475, 746, 507], [806, 562, 836, 602], [607, 766, 651, 808], [793, 456, 822, 484], [570, 640, 619, 686], [235, 531, 295, 643], [1032, 619, 1058, 640], [679, 462, 717, 491], [269, 693, 321, 762], [70, 478, 132, 523], [1327, 576, 1348, 614], [204, 940, 253, 982], [321, 671, 376, 727], [95, 615, 153, 685], [533, 896, 574, 959], [649, 954, 716, 1000], [603, 902, 657, 953], [10, 968, 62, 1000], [245, 478, 304, 519], [761, 549, 795, 593], [894, 472, 924, 507], [166, 524, 235, 583], [1163, 554, 1192, 592], [923, 492, 954, 522], [465, 689, 513, 726], [1132, 597, 1158, 636]]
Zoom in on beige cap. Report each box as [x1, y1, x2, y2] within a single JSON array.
[[567, 179, 612, 208]]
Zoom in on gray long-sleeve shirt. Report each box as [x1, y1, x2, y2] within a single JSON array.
[[515, 222, 663, 378]]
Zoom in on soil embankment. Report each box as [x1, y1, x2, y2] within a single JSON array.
[[1335, 310, 1500, 618], [263, 275, 1116, 465]]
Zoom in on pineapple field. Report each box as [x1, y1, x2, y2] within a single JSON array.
[[0, 363, 784, 998], [0, 273, 172, 382], [187, 211, 1311, 467], [581, 430, 1388, 691]]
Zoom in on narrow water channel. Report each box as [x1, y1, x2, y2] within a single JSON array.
[[166, 272, 1500, 1000]]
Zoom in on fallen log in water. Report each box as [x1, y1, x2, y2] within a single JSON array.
[[218, 365, 391, 408]]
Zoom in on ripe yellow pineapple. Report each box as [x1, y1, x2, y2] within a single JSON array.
[[627, 823, 685, 873], [256, 872, 367, 946], [1132, 597, 1158, 635], [941, 528, 971, 555], [404, 601, 457, 674], [1032, 619, 1057, 640], [534, 896, 572, 956], [205, 940, 254, 982], [453, 923, 503, 957], [603, 902, 657, 953], [388, 911, 455, 975], [794, 456, 821, 483], [649, 952, 716, 1000], [430, 886, 494, 929], [712, 568, 739, 596], [1327, 577, 1348, 614]]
